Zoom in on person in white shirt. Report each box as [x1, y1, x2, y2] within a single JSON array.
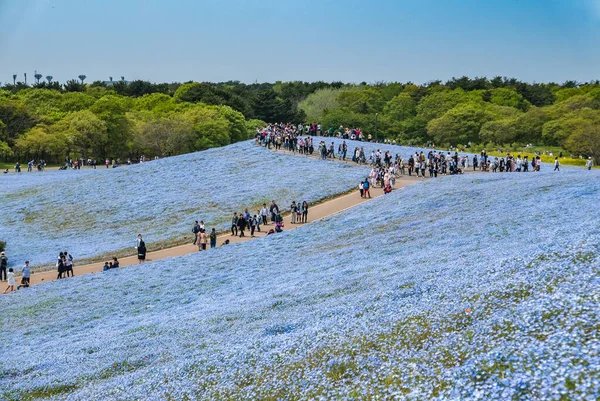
[[586, 157, 594, 170]]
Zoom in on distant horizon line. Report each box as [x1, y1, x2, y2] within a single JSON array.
[[1, 74, 599, 87]]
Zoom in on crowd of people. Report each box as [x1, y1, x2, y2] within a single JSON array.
[[191, 199, 310, 252]]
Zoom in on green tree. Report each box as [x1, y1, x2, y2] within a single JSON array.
[[384, 93, 416, 121], [488, 88, 530, 111], [133, 111, 194, 157], [512, 107, 550, 144], [298, 87, 347, 121], [90, 95, 133, 157], [416, 89, 468, 121], [479, 118, 518, 144], [427, 103, 491, 145], [0, 100, 37, 146], [66, 110, 108, 157]]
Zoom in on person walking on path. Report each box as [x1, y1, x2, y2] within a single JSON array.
[[56, 252, 66, 279], [554, 157, 560, 171], [290, 201, 297, 224], [363, 179, 371, 199], [301, 201, 309, 223], [250, 215, 257, 237], [237, 213, 247, 237], [260, 204, 269, 226], [197, 229, 207, 251], [19, 261, 31, 288], [136, 234, 146, 264], [192, 221, 200, 245], [586, 157, 594, 170], [0, 251, 7, 281], [231, 213, 239, 236], [210, 228, 217, 248], [3, 268, 15, 294], [64, 250, 74, 277], [270, 201, 279, 224]]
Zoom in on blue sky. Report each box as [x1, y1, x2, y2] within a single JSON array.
[[0, 0, 599, 84]]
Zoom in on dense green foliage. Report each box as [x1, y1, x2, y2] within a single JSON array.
[[1, 77, 599, 162], [298, 78, 600, 162]]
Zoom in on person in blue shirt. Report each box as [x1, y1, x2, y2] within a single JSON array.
[[363, 179, 371, 198]]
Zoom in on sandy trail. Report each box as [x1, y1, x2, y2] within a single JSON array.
[[26, 147, 440, 286]]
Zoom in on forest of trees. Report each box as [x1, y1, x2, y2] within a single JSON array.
[[1, 76, 598, 163]]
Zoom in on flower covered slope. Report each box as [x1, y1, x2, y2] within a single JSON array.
[[310, 135, 558, 168], [1, 169, 598, 400], [0, 141, 367, 266]]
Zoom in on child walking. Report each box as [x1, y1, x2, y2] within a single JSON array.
[[3, 268, 15, 294]]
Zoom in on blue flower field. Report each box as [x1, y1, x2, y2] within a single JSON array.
[[0, 141, 368, 267], [0, 167, 598, 400]]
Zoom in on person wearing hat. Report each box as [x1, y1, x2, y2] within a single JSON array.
[[0, 252, 7, 281], [586, 157, 594, 170]]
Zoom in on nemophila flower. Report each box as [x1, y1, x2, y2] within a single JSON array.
[[0, 156, 598, 400], [0, 141, 368, 267]]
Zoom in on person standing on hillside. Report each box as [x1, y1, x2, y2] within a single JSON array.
[[270, 201, 279, 224], [301, 201, 309, 223], [363, 179, 371, 199], [237, 213, 247, 237], [210, 228, 217, 248], [56, 252, 65, 279], [64, 251, 74, 277], [18, 261, 31, 289], [197, 229, 207, 251], [231, 212, 239, 236], [136, 234, 146, 264], [290, 201, 297, 224], [2, 268, 15, 294], [192, 221, 200, 245], [554, 157, 560, 171], [586, 157, 593, 170], [0, 252, 7, 281], [260, 204, 269, 226]]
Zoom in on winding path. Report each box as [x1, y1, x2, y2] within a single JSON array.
[[26, 146, 440, 287]]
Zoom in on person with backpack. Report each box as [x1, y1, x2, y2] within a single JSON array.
[[0, 251, 7, 281], [136, 234, 146, 264], [363, 179, 371, 199], [192, 221, 200, 245], [249, 215, 257, 237]]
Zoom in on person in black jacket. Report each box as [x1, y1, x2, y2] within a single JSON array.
[[56, 252, 65, 279], [237, 213, 247, 237], [136, 234, 146, 264], [0, 252, 7, 281]]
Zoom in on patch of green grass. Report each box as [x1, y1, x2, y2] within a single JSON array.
[[2, 383, 79, 401]]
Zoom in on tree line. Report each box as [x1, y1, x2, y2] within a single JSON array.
[[0, 76, 598, 163]]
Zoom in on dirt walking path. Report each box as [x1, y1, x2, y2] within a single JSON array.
[[26, 147, 436, 287]]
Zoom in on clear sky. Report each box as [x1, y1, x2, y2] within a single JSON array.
[[0, 0, 599, 85]]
